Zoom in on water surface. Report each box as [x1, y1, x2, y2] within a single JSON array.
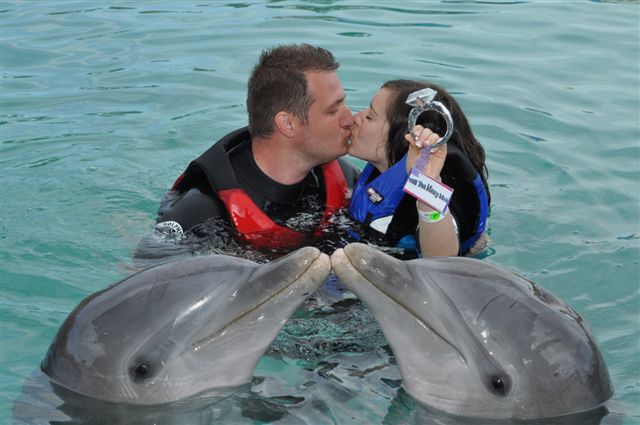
[[1, 1, 638, 423]]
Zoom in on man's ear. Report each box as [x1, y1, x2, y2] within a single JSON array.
[[274, 111, 296, 138]]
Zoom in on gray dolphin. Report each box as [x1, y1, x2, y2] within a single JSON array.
[[330, 243, 613, 420], [40, 247, 330, 406]]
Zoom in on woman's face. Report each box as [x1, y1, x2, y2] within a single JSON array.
[[349, 88, 393, 172]]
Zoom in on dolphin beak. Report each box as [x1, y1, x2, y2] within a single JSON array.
[[331, 243, 408, 289], [331, 243, 467, 361], [329, 247, 358, 280], [266, 246, 331, 291]]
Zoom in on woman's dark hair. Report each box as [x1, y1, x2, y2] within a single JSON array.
[[247, 44, 339, 138], [381, 79, 488, 182]]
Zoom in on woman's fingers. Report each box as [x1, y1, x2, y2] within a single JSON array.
[[404, 125, 447, 178], [406, 126, 442, 150]]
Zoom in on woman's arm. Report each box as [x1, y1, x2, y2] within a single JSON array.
[[405, 126, 459, 256]]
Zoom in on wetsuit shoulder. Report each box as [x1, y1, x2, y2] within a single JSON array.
[[155, 127, 250, 234], [337, 157, 360, 189], [156, 188, 227, 234]]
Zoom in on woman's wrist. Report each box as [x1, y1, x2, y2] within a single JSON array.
[[424, 172, 442, 182], [417, 208, 448, 224], [415, 167, 442, 182], [416, 201, 450, 223], [416, 200, 436, 212]]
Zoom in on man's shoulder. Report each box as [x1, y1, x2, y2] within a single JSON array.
[[195, 126, 251, 166], [156, 188, 227, 232]]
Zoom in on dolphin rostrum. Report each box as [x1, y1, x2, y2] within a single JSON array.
[[40, 247, 330, 406], [330, 243, 613, 420]]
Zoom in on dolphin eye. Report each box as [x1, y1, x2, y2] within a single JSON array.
[[492, 376, 504, 390], [132, 363, 152, 381], [489, 374, 510, 396]]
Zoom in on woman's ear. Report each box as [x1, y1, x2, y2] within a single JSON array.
[[274, 111, 295, 138]]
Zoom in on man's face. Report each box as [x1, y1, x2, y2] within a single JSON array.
[[295, 71, 354, 164]]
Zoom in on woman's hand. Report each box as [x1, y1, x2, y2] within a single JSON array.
[[405, 125, 458, 257], [404, 125, 447, 180]]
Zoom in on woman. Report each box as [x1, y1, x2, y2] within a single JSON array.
[[348, 80, 490, 256]]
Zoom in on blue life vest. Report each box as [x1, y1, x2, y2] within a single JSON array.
[[462, 173, 489, 254], [348, 155, 418, 251], [349, 155, 409, 231], [348, 146, 489, 256]]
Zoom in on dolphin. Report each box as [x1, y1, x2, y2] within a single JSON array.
[[40, 247, 330, 406], [330, 243, 613, 420]]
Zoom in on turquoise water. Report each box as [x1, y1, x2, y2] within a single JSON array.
[[1, 0, 638, 423]]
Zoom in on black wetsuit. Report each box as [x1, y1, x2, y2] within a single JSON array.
[[155, 127, 359, 241]]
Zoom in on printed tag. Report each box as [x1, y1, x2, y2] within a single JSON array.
[[403, 172, 453, 212]]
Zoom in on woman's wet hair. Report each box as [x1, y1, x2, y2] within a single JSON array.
[[381, 79, 488, 182], [247, 44, 339, 138]]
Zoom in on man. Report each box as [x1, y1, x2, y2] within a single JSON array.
[[155, 44, 358, 250]]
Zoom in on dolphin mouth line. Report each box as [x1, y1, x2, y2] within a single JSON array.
[[188, 254, 323, 353], [342, 253, 466, 364]]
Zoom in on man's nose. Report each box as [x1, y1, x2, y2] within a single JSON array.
[[353, 110, 365, 126], [341, 108, 355, 129]]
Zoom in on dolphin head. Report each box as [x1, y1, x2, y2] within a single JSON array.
[[42, 247, 330, 405], [331, 243, 612, 420]]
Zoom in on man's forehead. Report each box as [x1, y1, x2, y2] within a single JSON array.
[[305, 71, 344, 105]]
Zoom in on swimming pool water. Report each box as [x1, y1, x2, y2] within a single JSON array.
[[1, 1, 638, 423]]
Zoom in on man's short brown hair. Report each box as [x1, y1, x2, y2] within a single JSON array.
[[247, 44, 339, 138]]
